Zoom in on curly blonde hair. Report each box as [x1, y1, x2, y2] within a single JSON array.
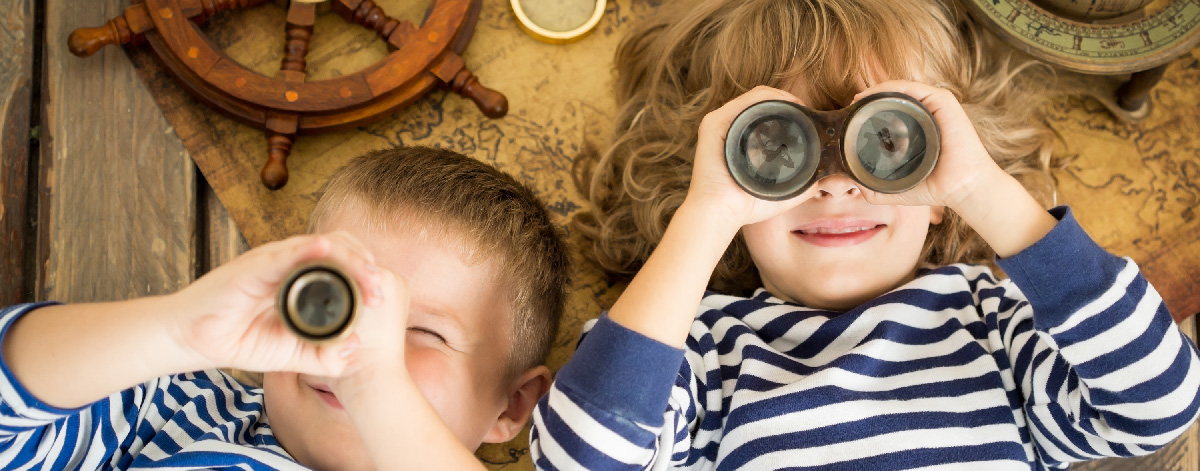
[[573, 0, 1061, 295]]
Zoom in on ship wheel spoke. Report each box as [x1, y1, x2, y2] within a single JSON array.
[[331, 0, 416, 48], [68, 0, 270, 57], [260, 0, 319, 189]]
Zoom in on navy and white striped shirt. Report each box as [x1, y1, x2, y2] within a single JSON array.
[[0, 304, 307, 470], [531, 208, 1200, 470]]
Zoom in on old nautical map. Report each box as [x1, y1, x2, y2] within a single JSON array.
[[125, 0, 1199, 469]]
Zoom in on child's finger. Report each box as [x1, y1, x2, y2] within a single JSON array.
[[317, 231, 387, 307], [241, 234, 383, 307], [286, 334, 360, 378], [853, 80, 938, 101], [385, 270, 410, 320], [853, 81, 974, 147], [311, 234, 386, 308], [223, 235, 338, 299], [330, 270, 409, 368], [322, 230, 376, 267], [698, 86, 803, 141], [367, 269, 410, 327], [853, 81, 962, 117]]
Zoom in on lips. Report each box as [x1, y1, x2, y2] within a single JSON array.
[[792, 219, 886, 247], [310, 383, 343, 410]]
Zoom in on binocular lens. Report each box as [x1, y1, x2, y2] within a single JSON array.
[[743, 117, 809, 185], [725, 101, 821, 201], [725, 93, 938, 200], [854, 110, 927, 182]]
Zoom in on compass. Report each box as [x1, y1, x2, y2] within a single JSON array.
[[962, 0, 1200, 120], [68, 0, 508, 189]]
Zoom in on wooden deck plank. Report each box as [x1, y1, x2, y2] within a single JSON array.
[[201, 175, 248, 273], [39, 0, 197, 301], [0, 0, 34, 305]]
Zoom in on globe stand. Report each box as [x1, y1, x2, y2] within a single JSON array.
[[961, 0, 1200, 122]]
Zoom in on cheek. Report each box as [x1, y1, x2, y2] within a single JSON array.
[[891, 207, 935, 253], [405, 348, 473, 428], [405, 348, 457, 402], [405, 346, 508, 446], [263, 373, 298, 413], [742, 218, 788, 263], [262, 373, 304, 443]]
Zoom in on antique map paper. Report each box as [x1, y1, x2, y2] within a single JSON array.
[[125, 0, 1199, 468]]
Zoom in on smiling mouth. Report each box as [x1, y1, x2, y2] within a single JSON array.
[[791, 223, 886, 247], [310, 384, 343, 410], [794, 224, 884, 235]]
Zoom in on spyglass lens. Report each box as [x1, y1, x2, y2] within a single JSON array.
[[854, 110, 927, 181], [295, 276, 349, 329], [743, 116, 807, 185]]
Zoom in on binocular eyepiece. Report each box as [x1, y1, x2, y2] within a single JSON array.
[[724, 92, 940, 200], [277, 264, 360, 343]]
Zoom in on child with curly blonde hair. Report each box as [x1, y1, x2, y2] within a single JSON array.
[[529, 0, 1200, 469]]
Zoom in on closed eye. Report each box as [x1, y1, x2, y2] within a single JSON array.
[[408, 326, 447, 344]]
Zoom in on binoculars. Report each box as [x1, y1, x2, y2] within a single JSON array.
[[724, 92, 940, 200], [277, 264, 360, 343]]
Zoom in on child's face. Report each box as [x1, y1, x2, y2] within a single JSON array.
[[742, 175, 942, 310], [740, 76, 942, 310], [262, 204, 534, 470]]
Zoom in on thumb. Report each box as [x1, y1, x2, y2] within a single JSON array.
[[362, 269, 411, 332], [290, 334, 361, 377], [341, 269, 409, 366]]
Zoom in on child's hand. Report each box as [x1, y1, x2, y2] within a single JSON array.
[[851, 80, 1006, 209], [325, 268, 411, 404], [170, 232, 385, 377], [684, 86, 819, 227], [317, 273, 488, 471]]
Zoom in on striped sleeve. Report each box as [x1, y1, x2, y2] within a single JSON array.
[[0, 302, 170, 470], [530, 315, 699, 470], [993, 207, 1200, 466]]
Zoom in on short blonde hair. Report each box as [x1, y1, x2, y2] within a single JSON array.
[[574, 0, 1060, 295], [311, 146, 571, 376]]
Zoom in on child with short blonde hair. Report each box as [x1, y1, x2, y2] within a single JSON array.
[[0, 146, 569, 471]]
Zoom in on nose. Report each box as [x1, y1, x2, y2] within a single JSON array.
[[814, 174, 862, 198]]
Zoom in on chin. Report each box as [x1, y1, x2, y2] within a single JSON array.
[[780, 272, 899, 312], [800, 289, 877, 312], [307, 442, 375, 471]]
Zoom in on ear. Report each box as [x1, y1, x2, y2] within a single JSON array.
[[929, 205, 945, 225], [482, 365, 552, 444]]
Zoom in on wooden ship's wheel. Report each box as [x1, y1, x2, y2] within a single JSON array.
[[68, 0, 507, 189]]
